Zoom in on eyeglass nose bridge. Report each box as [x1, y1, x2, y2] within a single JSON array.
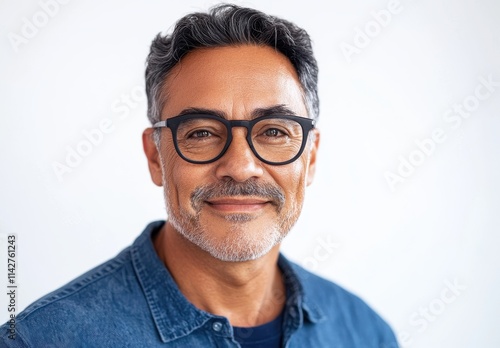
[[219, 119, 260, 162]]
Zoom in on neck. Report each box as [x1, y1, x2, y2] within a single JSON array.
[[153, 222, 286, 327]]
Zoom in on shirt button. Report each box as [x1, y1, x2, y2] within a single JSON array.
[[212, 321, 223, 332]]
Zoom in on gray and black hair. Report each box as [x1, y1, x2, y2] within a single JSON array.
[[145, 3, 319, 129]]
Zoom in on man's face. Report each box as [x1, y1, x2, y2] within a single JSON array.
[[144, 45, 319, 262]]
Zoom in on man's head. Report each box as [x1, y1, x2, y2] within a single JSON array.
[[145, 4, 319, 127], [143, 4, 320, 262]]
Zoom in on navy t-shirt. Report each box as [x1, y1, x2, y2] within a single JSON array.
[[232, 311, 284, 348]]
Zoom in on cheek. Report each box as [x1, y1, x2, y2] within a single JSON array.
[[160, 141, 186, 209], [271, 158, 308, 204], [160, 142, 179, 184], [161, 145, 213, 211]]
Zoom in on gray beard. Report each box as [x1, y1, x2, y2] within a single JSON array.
[[164, 178, 299, 262]]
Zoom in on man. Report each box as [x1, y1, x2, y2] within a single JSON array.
[[1, 4, 398, 347]]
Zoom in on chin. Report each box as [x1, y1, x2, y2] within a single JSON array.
[[200, 225, 286, 262]]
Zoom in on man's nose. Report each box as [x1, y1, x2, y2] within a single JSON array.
[[214, 128, 264, 182]]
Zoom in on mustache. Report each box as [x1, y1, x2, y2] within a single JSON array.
[[190, 178, 285, 212]]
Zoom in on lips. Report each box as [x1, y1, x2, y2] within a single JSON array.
[[205, 197, 270, 212]]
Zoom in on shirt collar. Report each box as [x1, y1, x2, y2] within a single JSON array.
[[131, 220, 325, 343], [278, 254, 326, 324]]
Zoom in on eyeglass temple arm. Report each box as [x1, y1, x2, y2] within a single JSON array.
[[152, 120, 167, 128]]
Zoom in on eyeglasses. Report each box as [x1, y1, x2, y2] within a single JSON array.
[[153, 113, 315, 165]]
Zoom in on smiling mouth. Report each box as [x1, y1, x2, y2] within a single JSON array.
[[205, 198, 271, 213]]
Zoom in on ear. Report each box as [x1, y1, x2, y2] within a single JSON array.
[[306, 129, 320, 186], [142, 128, 163, 187]]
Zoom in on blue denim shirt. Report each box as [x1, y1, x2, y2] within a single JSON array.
[[1, 221, 399, 347]]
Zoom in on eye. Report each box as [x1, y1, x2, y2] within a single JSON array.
[[188, 130, 212, 138], [263, 128, 285, 137]]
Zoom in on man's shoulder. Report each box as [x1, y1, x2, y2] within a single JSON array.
[[284, 257, 398, 346], [22, 246, 133, 316], [289, 260, 371, 309], [0, 246, 147, 346]]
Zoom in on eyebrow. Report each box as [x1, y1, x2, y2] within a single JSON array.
[[175, 105, 298, 120]]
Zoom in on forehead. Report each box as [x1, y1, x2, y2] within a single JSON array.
[[161, 45, 307, 118]]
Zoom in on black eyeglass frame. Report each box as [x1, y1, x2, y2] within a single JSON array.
[[153, 113, 316, 165]]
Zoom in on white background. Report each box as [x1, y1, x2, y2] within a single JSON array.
[[1, 0, 499, 346]]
